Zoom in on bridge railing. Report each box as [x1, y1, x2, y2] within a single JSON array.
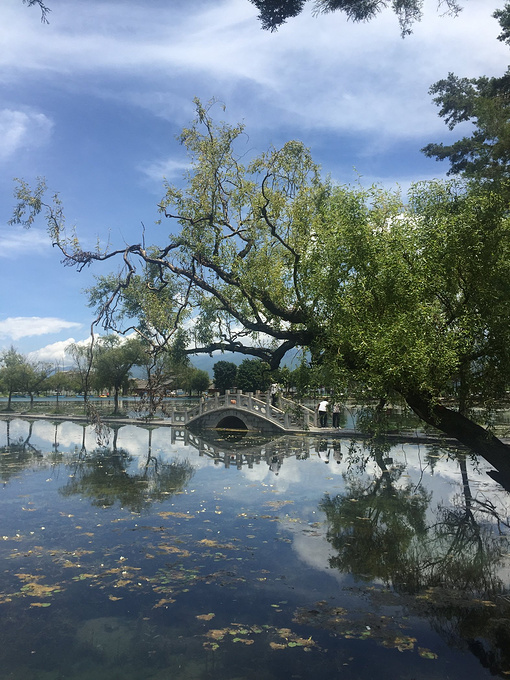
[[182, 390, 316, 430]]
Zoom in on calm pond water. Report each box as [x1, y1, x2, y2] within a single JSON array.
[[1, 417, 510, 680]]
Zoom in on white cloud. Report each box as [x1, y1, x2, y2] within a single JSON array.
[[139, 158, 190, 184], [27, 338, 79, 363], [0, 109, 53, 161], [0, 227, 51, 257], [1, 0, 506, 143], [0, 317, 82, 341], [26, 332, 141, 363]]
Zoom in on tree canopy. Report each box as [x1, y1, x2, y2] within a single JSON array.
[[92, 335, 144, 414], [21, 0, 463, 34], [22, 0, 50, 23], [250, 0, 461, 35], [213, 360, 238, 394], [10, 99, 510, 469], [0, 347, 51, 410], [422, 4, 510, 182], [236, 358, 271, 393]]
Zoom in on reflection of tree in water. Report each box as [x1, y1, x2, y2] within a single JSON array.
[[321, 442, 510, 593], [320, 440, 430, 589], [0, 419, 43, 482], [428, 454, 505, 592], [319, 439, 510, 676], [59, 426, 195, 512]]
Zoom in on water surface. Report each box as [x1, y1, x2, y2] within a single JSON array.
[[1, 417, 509, 680]]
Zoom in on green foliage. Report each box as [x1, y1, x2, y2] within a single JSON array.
[[92, 336, 144, 413], [423, 6, 510, 183], [0, 348, 51, 408], [213, 360, 238, 394], [187, 368, 211, 395], [316, 179, 510, 412], [168, 329, 190, 368], [87, 263, 187, 351], [250, 0, 461, 35], [236, 359, 271, 393], [45, 369, 77, 395], [66, 341, 94, 401], [0, 348, 26, 408], [15, 100, 510, 452]]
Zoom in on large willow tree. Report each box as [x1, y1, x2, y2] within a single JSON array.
[[11, 100, 510, 469]]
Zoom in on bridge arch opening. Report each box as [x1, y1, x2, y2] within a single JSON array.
[[215, 416, 248, 431]]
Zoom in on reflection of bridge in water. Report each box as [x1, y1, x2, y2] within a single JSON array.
[[167, 390, 317, 433], [169, 427, 343, 475]]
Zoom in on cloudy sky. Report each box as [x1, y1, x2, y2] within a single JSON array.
[[0, 0, 508, 364]]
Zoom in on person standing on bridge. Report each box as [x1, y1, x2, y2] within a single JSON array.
[[317, 399, 329, 428], [332, 402, 341, 428]]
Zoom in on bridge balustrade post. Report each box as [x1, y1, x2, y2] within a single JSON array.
[[248, 392, 253, 410], [284, 412, 290, 429]]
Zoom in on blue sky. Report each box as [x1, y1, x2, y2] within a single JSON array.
[[0, 0, 508, 365]]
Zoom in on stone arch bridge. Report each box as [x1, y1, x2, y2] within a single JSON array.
[[168, 390, 316, 433]]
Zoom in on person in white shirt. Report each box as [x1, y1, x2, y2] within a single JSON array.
[[317, 400, 329, 427]]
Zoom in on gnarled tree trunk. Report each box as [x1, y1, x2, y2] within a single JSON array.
[[404, 390, 510, 486]]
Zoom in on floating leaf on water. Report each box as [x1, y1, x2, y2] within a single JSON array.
[[30, 602, 51, 607], [384, 635, 416, 652], [73, 573, 96, 581], [196, 613, 215, 621], [203, 642, 219, 651], [269, 642, 286, 650], [418, 647, 438, 659], [157, 544, 191, 557], [153, 598, 176, 608], [206, 629, 226, 640]]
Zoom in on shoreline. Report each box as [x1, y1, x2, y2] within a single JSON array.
[[2, 409, 508, 447]]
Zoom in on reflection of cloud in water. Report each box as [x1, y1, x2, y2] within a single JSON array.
[[3, 420, 509, 522], [279, 511, 347, 584], [4, 419, 100, 452]]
